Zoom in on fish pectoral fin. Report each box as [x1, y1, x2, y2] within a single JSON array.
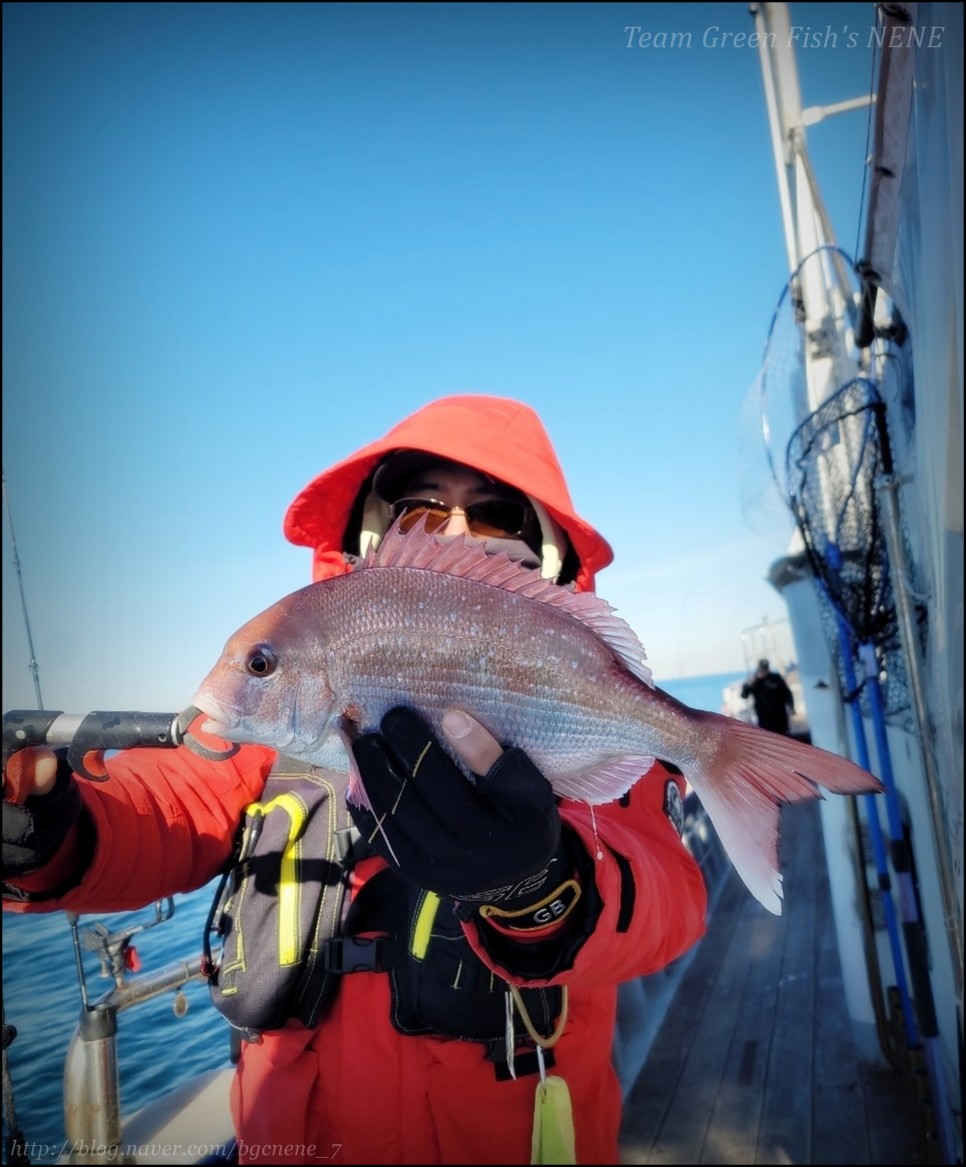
[[336, 724, 369, 810], [337, 723, 402, 867], [557, 756, 656, 805]]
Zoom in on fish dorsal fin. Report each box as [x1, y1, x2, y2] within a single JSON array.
[[362, 522, 654, 688]]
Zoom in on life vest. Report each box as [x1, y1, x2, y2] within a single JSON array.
[[204, 757, 356, 1034], [204, 757, 566, 1076]]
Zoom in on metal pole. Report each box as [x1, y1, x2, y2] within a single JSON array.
[[63, 958, 206, 1164], [750, 4, 799, 276], [77, 1009, 122, 1163]]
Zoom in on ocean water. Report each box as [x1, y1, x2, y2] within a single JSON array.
[[1, 671, 744, 1163]]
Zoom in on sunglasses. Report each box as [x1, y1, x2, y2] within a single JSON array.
[[389, 496, 535, 540]]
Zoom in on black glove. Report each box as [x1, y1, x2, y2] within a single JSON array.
[[349, 708, 579, 932], [2, 754, 81, 880]]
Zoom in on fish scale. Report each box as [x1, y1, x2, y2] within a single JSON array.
[[320, 568, 650, 765], [192, 523, 883, 914], [344, 576, 650, 780]]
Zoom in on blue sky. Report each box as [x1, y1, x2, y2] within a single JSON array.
[[2, 2, 876, 714]]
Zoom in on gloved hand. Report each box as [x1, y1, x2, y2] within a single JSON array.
[[349, 708, 579, 932], [3, 747, 81, 879]]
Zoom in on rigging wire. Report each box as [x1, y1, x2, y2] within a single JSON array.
[[1, 468, 39, 1163], [2, 467, 45, 710]]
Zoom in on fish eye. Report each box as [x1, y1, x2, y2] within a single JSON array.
[[245, 645, 277, 677]]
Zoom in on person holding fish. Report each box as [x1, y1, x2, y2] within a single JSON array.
[[3, 394, 879, 1165]]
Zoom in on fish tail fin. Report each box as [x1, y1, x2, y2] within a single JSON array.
[[694, 716, 883, 916]]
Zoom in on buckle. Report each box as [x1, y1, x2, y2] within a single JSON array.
[[323, 935, 388, 973]]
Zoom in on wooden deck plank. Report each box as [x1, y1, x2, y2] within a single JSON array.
[[860, 1058, 934, 1166], [756, 800, 821, 1165], [701, 895, 783, 1164], [811, 827, 878, 1166], [618, 800, 933, 1166], [648, 881, 756, 1165], [619, 871, 746, 1164]]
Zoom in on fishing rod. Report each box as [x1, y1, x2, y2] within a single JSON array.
[[2, 707, 240, 1166], [2, 707, 237, 789], [2, 469, 44, 711]]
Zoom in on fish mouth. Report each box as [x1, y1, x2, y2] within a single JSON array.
[[189, 694, 242, 740], [188, 692, 300, 752]]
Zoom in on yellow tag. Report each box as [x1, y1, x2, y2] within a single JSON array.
[[531, 1074, 576, 1164]]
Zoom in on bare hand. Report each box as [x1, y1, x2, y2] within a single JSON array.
[[3, 747, 60, 805], [440, 710, 504, 775]]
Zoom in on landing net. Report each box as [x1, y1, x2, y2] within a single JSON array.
[[783, 377, 924, 718]]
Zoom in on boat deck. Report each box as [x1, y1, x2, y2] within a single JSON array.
[[618, 799, 937, 1166]]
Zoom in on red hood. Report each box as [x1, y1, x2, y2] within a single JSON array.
[[283, 394, 613, 591]]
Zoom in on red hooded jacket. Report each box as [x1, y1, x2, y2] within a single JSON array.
[[5, 395, 707, 1164]]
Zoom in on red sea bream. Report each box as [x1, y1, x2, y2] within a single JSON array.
[[191, 523, 883, 914]]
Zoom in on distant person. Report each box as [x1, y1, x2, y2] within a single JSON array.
[[741, 659, 795, 735]]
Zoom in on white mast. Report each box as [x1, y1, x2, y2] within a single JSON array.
[[752, 3, 869, 411]]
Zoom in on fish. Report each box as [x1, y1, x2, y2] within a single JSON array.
[[190, 521, 883, 914]]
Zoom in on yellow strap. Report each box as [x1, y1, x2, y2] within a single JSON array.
[[245, 794, 308, 966], [410, 891, 441, 960]]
